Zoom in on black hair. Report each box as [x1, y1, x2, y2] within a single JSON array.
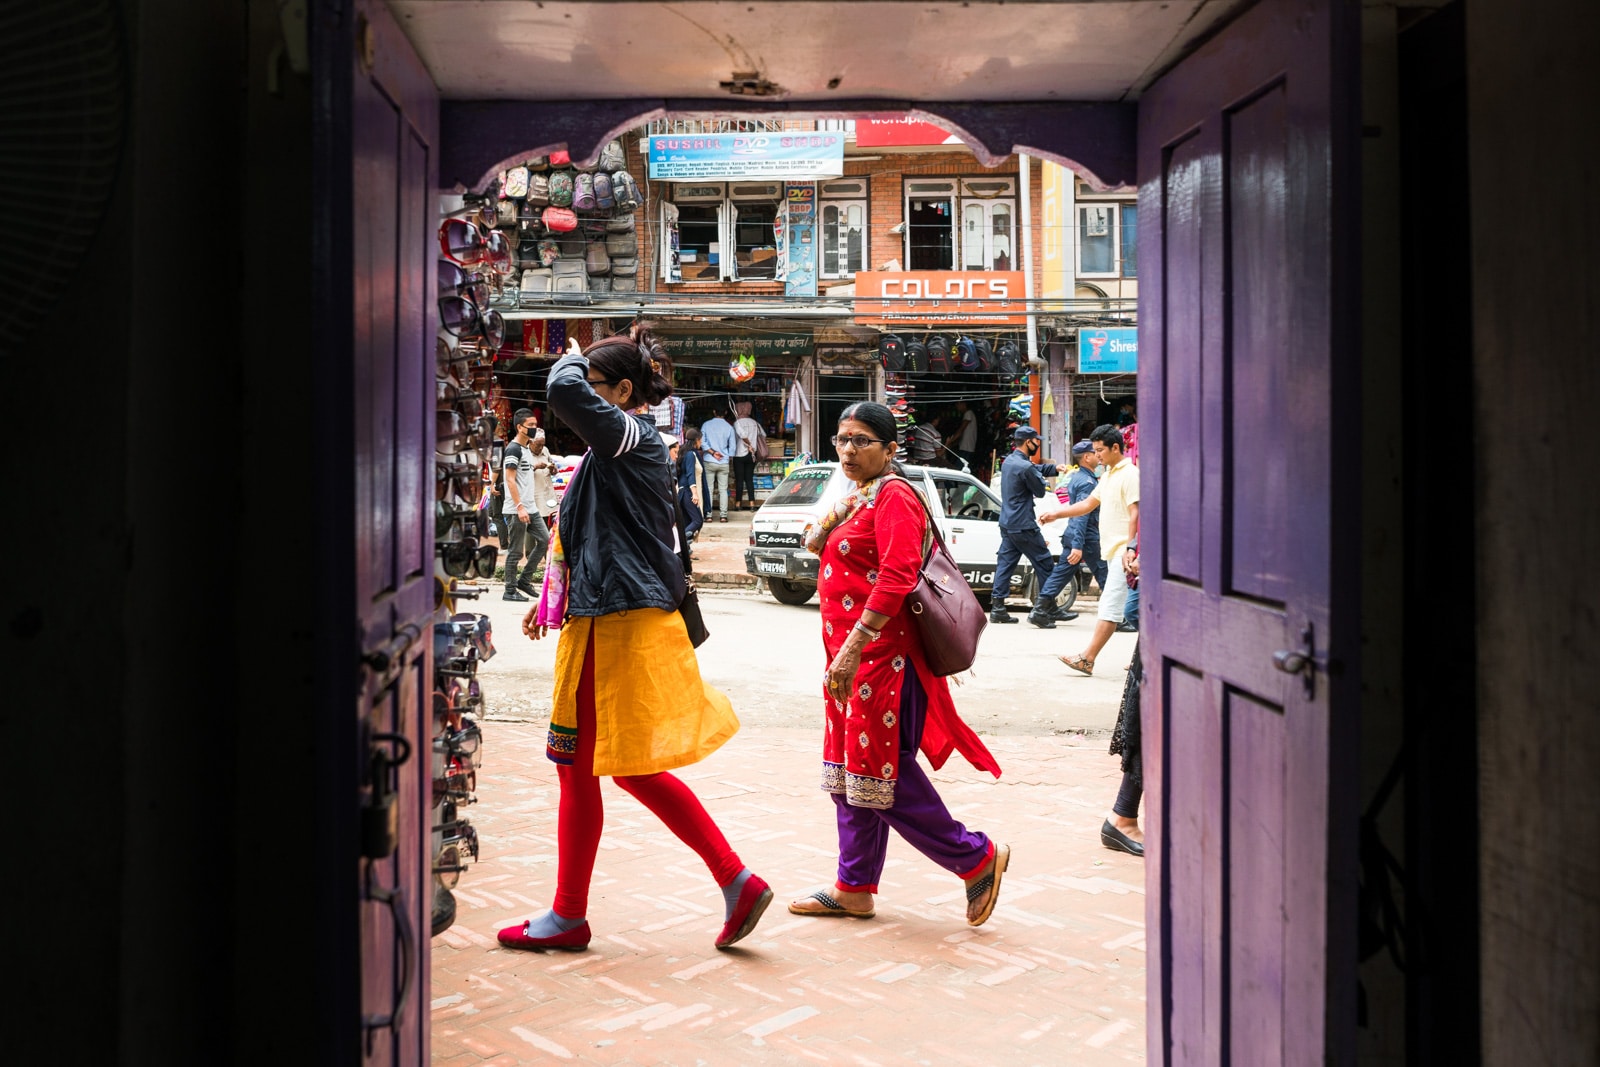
[[1089, 423, 1125, 451], [838, 401, 897, 446], [512, 407, 536, 429], [585, 323, 674, 406], [683, 426, 701, 444]]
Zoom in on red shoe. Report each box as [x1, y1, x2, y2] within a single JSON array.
[[715, 873, 773, 949], [497, 919, 592, 952]]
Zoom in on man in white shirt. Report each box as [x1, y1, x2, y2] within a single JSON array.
[[732, 403, 764, 511], [946, 400, 978, 471]]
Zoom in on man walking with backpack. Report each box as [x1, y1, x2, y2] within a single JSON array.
[[990, 426, 1061, 628]]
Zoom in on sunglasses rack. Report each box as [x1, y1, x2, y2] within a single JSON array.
[[430, 195, 511, 937]]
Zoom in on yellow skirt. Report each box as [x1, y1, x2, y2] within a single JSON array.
[[547, 608, 739, 777]]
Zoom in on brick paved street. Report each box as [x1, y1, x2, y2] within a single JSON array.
[[431, 720, 1148, 1065]]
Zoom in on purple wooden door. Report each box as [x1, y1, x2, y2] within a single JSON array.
[[1137, 0, 1360, 1062], [348, 0, 439, 1061]]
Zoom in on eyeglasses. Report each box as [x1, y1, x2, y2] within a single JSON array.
[[439, 296, 505, 350], [586, 375, 621, 388], [439, 218, 487, 266], [832, 434, 887, 451], [436, 537, 497, 579], [435, 500, 480, 541], [438, 259, 489, 309], [436, 378, 485, 420], [435, 458, 486, 503], [437, 410, 495, 456]]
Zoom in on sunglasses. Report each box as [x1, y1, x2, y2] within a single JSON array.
[[435, 500, 481, 541], [435, 457, 486, 503], [436, 378, 485, 420], [436, 538, 497, 579], [436, 411, 494, 456], [447, 718, 483, 767], [438, 259, 489, 309], [438, 295, 506, 350], [449, 611, 496, 662]]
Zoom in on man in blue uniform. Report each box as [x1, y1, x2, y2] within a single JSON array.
[[1035, 439, 1102, 620], [991, 426, 1061, 627]]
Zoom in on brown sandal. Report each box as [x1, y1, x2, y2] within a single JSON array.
[[1059, 653, 1095, 676], [787, 889, 875, 919]]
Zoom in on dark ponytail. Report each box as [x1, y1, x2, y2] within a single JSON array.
[[586, 322, 674, 406]]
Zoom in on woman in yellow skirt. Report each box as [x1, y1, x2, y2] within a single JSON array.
[[497, 326, 772, 953]]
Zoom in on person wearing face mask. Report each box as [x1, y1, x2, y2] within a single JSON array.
[[1034, 439, 1103, 621], [989, 426, 1062, 627]]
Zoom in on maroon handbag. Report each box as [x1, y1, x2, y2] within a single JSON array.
[[898, 481, 987, 676]]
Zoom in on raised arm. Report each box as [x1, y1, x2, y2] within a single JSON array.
[[546, 347, 648, 459]]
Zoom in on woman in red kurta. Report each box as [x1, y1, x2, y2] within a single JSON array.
[[788, 402, 1010, 926]]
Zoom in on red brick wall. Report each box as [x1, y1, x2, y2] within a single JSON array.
[[630, 140, 1047, 295]]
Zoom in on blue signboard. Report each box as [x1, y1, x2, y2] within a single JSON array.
[[782, 184, 817, 298], [648, 134, 845, 181], [1077, 327, 1138, 373]]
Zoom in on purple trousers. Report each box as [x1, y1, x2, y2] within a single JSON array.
[[834, 668, 992, 892]]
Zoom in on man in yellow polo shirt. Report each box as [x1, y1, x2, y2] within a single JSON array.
[[1039, 424, 1139, 675]]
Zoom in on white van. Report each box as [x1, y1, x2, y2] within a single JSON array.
[[743, 462, 1080, 610]]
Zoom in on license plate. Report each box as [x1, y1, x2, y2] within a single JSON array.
[[754, 559, 787, 575]]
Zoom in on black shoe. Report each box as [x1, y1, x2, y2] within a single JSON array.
[[516, 581, 538, 598], [989, 610, 1019, 624], [1116, 620, 1139, 633], [1051, 608, 1080, 622], [502, 589, 530, 602], [1027, 609, 1056, 629], [1100, 819, 1144, 857]]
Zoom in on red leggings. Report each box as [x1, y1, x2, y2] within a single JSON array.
[[553, 632, 743, 917]]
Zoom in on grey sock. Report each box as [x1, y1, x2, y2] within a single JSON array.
[[522, 908, 585, 939], [721, 868, 753, 921]]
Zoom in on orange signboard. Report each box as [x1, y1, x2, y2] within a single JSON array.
[[855, 271, 1027, 325]]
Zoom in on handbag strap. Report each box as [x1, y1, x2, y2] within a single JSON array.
[[882, 475, 947, 570]]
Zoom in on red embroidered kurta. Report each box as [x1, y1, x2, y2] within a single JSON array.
[[817, 478, 1001, 809]]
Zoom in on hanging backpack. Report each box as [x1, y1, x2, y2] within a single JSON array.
[[610, 275, 638, 293], [572, 173, 596, 211], [605, 213, 636, 234], [610, 255, 638, 276], [525, 172, 550, 206], [904, 338, 927, 373], [996, 339, 1022, 377], [605, 231, 637, 257], [585, 240, 611, 275], [598, 139, 626, 172], [548, 149, 571, 167], [527, 155, 549, 173], [956, 336, 979, 371], [879, 333, 906, 373], [610, 171, 641, 211], [519, 267, 553, 297], [541, 205, 577, 232], [926, 334, 950, 374], [536, 238, 561, 266], [495, 197, 518, 229], [551, 259, 588, 303], [503, 165, 529, 200], [974, 338, 994, 372], [589, 275, 612, 294], [593, 172, 615, 210], [547, 170, 574, 207]]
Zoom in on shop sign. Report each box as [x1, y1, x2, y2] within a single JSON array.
[[781, 184, 817, 299], [854, 118, 964, 148], [1039, 161, 1073, 302], [648, 135, 844, 181], [855, 271, 1026, 325], [669, 332, 815, 358], [1078, 327, 1138, 373]]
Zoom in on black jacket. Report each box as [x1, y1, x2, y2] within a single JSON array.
[[549, 353, 685, 617]]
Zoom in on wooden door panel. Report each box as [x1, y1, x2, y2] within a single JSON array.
[[1163, 136, 1206, 587], [1224, 86, 1294, 606], [1139, 0, 1357, 1062]]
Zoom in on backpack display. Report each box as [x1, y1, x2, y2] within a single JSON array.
[[547, 170, 574, 207], [572, 173, 596, 211], [926, 334, 950, 373], [605, 231, 637, 257], [996, 339, 1022, 377], [974, 338, 994, 371], [503, 165, 529, 199], [589, 275, 612, 294], [541, 205, 577, 232], [598, 139, 626, 172], [536, 238, 560, 266], [955, 336, 979, 371], [584, 240, 611, 275], [519, 267, 553, 297], [555, 230, 585, 258], [879, 333, 906, 373], [593, 172, 615, 210], [605, 212, 636, 233], [495, 198, 518, 228], [548, 149, 571, 167], [551, 259, 588, 303], [904, 339, 927, 373], [525, 172, 550, 206], [610, 275, 638, 293], [610, 255, 638, 276], [526, 155, 549, 173], [610, 170, 641, 211]]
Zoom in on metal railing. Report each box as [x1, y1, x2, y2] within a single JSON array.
[[645, 118, 785, 135]]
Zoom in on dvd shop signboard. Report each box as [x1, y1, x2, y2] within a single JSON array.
[[855, 271, 1026, 325], [1077, 327, 1138, 373], [648, 134, 844, 180]]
